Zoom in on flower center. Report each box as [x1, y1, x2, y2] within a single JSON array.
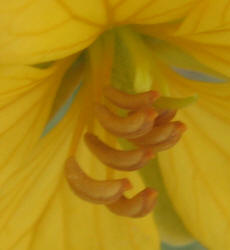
[[62, 27, 189, 218], [65, 86, 186, 218]]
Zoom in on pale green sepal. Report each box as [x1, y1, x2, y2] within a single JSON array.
[[140, 159, 194, 246], [154, 94, 198, 110]]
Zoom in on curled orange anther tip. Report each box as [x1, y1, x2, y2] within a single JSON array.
[[148, 122, 186, 152], [131, 120, 187, 149], [85, 133, 154, 171], [95, 104, 157, 139], [130, 121, 175, 146], [175, 121, 187, 132], [122, 178, 133, 190], [144, 107, 158, 122], [149, 90, 160, 101], [103, 86, 159, 110], [143, 148, 155, 160], [155, 109, 177, 125], [65, 157, 132, 204], [107, 188, 158, 218], [170, 121, 187, 137]]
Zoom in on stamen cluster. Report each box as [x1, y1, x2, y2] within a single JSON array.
[[65, 86, 186, 218]]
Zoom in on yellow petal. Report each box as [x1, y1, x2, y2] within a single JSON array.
[[168, 0, 230, 78], [177, 0, 230, 35], [0, 99, 79, 249], [112, 0, 196, 25], [0, 59, 74, 248], [0, 59, 71, 191], [0, 0, 196, 64], [27, 176, 159, 250], [156, 63, 230, 249], [0, 0, 105, 64], [0, 93, 160, 250], [140, 35, 227, 80], [140, 159, 193, 246]]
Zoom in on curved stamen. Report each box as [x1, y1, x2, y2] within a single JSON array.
[[131, 121, 185, 146], [65, 85, 187, 218], [107, 188, 158, 218], [65, 157, 132, 204], [85, 133, 154, 171], [155, 109, 177, 126], [104, 86, 159, 110], [149, 123, 186, 152], [95, 104, 157, 139]]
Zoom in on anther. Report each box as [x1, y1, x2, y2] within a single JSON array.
[[104, 86, 159, 110], [64, 85, 188, 218], [95, 104, 157, 139], [146, 122, 187, 153], [107, 188, 158, 218], [154, 109, 177, 126], [85, 133, 154, 171], [65, 157, 132, 204], [131, 121, 185, 147]]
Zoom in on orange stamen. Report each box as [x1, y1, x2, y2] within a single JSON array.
[[95, 104, 157, 139], [147, 122, 187, 153], [104, 86, 159, 109], [65, 157, 132, 204], [85, 133, 154, 171], [155, 109, 177, 126], [65, 86, 186, 218], [131, 121, 185, 146], [107, 188, 158, 218]]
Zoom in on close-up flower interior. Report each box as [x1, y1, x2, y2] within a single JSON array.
[[0, 1, 230, 250]]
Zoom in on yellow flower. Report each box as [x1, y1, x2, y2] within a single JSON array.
[[0, 1, 230, 250]]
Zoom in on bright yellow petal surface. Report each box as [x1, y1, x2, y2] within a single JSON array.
[[112, 0, 196, 25], [0, 100, 78, 250], [0, 59, 73, 248], [0, 0, 196, 64], [155, 62, 230, 250], [0, 87, 160, 249], [172, 0, 230, 77], [0, 0, 104, 64], [177, 0, 230, 35], [0, 59, 70, 191]]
